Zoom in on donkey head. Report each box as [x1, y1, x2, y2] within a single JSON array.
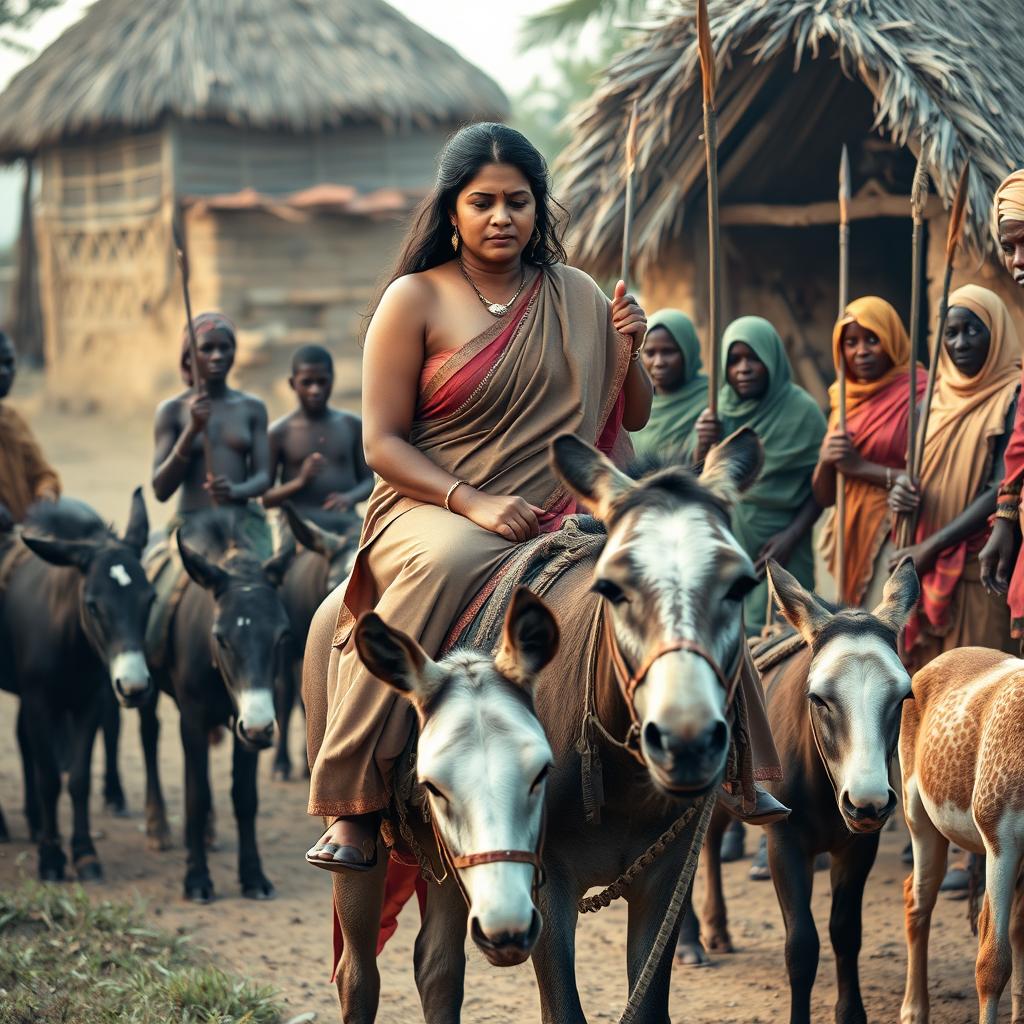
[[177, 531, 294, 750], [551, 429, 763, 797], [283, 503, 358, 593], [767, 557, 919, 832], [22, 489, 154, 708], [355, 587, 558, 967]]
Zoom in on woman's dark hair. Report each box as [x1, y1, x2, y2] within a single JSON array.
[[364, 123, 568, 333]]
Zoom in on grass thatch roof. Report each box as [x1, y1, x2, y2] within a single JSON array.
[[560, 0, 1023, 275], [0, 0, 508, 158]]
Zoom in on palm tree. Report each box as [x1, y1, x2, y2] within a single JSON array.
[[520, 0, 651, 49], [0, 0, 63, 52]]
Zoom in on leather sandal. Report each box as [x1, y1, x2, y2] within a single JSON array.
[[305, 816, 379, 874], [718, 783, 790, 826]]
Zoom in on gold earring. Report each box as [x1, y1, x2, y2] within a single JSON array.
[[451, 227, 459, 252]]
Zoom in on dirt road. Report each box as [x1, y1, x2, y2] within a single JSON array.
[[0, 398, 991, 1022]]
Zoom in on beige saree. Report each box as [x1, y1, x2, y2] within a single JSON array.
[[305, 264, 632, 816]]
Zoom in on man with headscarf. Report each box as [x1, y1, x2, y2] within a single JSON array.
[[979, 171, 1024, 632]]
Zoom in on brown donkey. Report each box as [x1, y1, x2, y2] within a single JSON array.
[[901, 647, 1024, 1023]]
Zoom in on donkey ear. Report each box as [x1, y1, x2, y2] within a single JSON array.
[[766, 559, 831, 645], [122, 487, 149, 556], [354, 612, 440, 702], [699, 427, 764, 507], [495, 587, 560, 690], [177, 532, 230, 594], [871, 556, 920, 634], [21, 533, 99, 572], [284, 499, 348, 557], [549, 433, 633, 522], [261, 543, 296, 588]]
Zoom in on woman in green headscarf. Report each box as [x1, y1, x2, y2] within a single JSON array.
[[693, 316, 826, 632], [630, 309, 708, 463]]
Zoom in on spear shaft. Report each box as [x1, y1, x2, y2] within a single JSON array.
[[697, 0, 721, 418], [914, 163, 970, 482], [621, 100, 639, 289], [836, 145, 850, 601], [895, 157, 929, 547], [172, 215, 216, 495]]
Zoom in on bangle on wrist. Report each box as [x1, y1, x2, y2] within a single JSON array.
[[995, 503, 1020, 522], [444, 479, 467, 512]]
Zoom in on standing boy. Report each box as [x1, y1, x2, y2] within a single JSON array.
[[263, 345, 372, 532]]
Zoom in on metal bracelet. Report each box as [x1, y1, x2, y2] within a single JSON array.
[[995, 506, 1020, 522], [444, 479, 467, 512]]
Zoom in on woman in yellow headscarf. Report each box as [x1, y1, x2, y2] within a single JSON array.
[[888, 285, 1020, 670], [813, 296, 926, 606]]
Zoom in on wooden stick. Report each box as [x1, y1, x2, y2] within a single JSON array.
[[172, 212, 216, 494], [894, 156, 929, 548], [913, 163, 970, 482], [621, 99, 639, 289], [697, 0, 722, 419], [836, 145, 850, 601]]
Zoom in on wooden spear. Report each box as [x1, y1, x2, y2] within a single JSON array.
[[913, 163, 970, 482], [621, 99, 639, 289], [836, 145, 851, 601], [172, 213, 216, 495], [895, 156, 929, 547], [697, 0, 722, 418]]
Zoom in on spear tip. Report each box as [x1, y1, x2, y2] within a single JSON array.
[[945, 161, 970, 263], [696, 0, 716, 105]]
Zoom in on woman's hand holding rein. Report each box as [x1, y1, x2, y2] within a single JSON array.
[[445, 481, 543, 542]]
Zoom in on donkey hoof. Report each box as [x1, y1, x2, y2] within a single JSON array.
[[675, 941, 710, 967], [271, 760, 291, 782], [75, 857, 104, 882], [242, 876, 276, 901], [105, 798, 130, 818], [184, 877, 215, 904], [146, 828, 173, 853], [703, 931, 734, 954]]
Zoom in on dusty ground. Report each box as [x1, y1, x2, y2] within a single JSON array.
[[0, 395, 995, 1022]]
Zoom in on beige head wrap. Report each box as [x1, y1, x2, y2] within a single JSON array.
[[993, 168, 1024, 228]]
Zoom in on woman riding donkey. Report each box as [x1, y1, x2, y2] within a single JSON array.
[[303, 122, 787, 877], [814, 297, 926, 607], [888, 285, 1020, 673]]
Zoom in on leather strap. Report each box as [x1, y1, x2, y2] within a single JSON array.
[[449, 850, 542, 870]]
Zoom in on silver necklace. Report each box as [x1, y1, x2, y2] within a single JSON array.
[[458, 259, 526, 317]]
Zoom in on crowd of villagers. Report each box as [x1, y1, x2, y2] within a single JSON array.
[[636, 189, 1024, 674]]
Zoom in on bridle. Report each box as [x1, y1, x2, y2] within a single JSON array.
[[601, 602, 744, 764], [427, 799, 547, 910]]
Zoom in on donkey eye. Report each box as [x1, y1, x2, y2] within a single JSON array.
[[724, 575, 757, 602], [530, 765, 550, 793], [593, 578, 628, 605], [422, 780, 448, 802], [808, 693, 829, 712]]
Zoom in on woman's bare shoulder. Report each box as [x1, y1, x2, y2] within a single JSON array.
[[379, 269, 444, 314]]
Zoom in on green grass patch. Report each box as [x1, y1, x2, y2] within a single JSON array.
[[0, 882, 283, 1024]]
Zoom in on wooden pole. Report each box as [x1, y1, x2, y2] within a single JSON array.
[[836, 145, 850, 601], [621, 99, 639, 289], [895, 156, 929, 547], [697, 0, 722, 418], [172, 213, 216, 493], [913, 163, 970, 482]]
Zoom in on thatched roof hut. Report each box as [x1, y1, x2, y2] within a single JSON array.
[[560, 0, 1023, 401], [0, 0, 507, 409]]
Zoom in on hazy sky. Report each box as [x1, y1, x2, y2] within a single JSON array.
[[0, 0, 589, 244]]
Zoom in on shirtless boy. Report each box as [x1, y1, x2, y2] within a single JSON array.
[[263, 345, 372, 532]]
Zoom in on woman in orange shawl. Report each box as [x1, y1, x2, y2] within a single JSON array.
[[814, 297, 926, 606], [887, 285, 1019, 670]]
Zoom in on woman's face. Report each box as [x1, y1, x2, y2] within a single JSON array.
[[943, 307, 991, 378], [641, 327, 686, 394], [196, 330, 235, 384], [841, 322, 893, 383], [452, 163, 536, 266], [726, 341, 769, 401]]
